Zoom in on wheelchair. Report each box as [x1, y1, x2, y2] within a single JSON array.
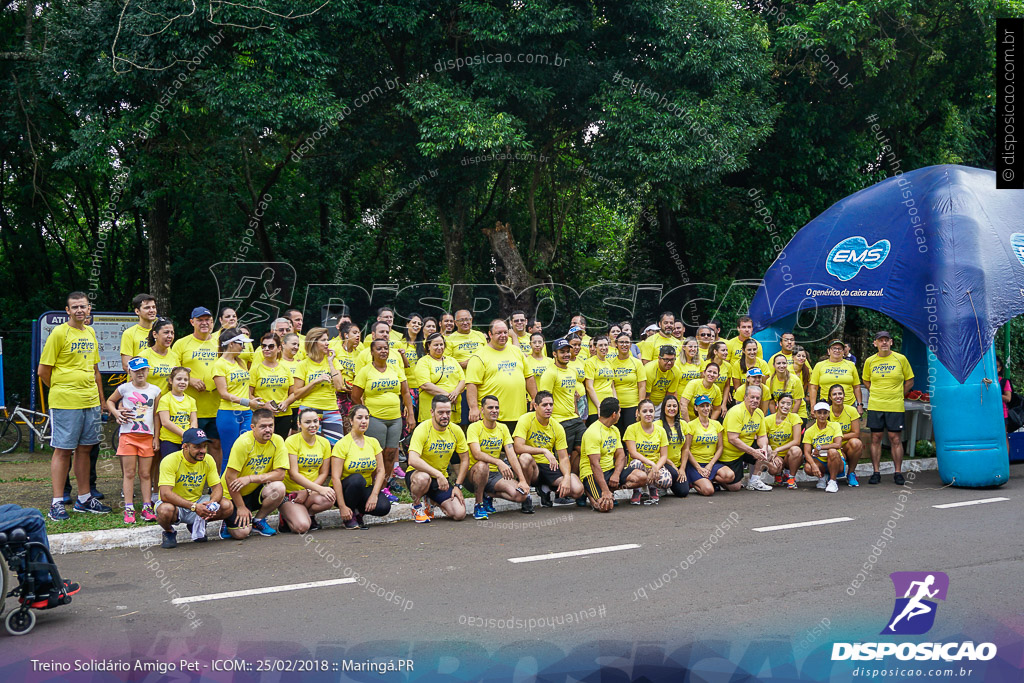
[[0, 528, 75, 635]]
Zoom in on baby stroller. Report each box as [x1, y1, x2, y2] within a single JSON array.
[[0, 527, 78, 635]]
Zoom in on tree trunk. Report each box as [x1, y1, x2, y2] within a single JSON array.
[[482, 221, 535, 312], [439, 209, 467, 310], [147, 195, 172, 313]]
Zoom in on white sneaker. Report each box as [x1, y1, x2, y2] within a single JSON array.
[[746, 476, 773, 492], [825, 480, 839, 493], [816, 476, 828, 490]]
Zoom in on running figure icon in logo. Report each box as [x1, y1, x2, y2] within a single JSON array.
[[882, 571, 949, 635]]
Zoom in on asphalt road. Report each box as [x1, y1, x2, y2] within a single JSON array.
[[6, 466, 1023, 679]]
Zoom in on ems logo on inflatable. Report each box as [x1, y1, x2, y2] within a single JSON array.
[[1011, 233, 1024, 267], [825, 236, 891, 281]]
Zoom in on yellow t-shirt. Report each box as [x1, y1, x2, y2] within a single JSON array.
[[863, 352, 914, 413], [361, 328, 405, 351], [732, 382, 767, 405], [720, 404, 767, 462], [119, 323, 151, 358], [701, 358, 734, 396], [680, 379, 723, 420], [353, 363, 405, 420], [677, 361, 703, 385], [297, 357, 339, 411], [765, 412, 803, 449], [331, 433, 382, 485], [249, 361, 294, 416], [767, 372, 806, 416], [810, 359, 861, 406], [409, 421, 467, 473], [609, 354, 644, 408], [579, 420, 621, 479], [527, 354, 552, 381], [211, 357, 251, 412], [466, 421, 513, 472], [157, 392, 197, 443], [39, 323, 101, 409], [327, 340, 359, 385], [281, 358, 301, 380], [662, 419, 689, 467], [644, 361, 682, 406], [623, 422, 668, 464], [828, 404, 861, 435], [640, 334, 682, 362], [354, 346, 407, 378], [282, 433, 332, 492], [536, 364, 579, 423], [139, 347, 178, 394], [158, 450, 220, 503], [803, 421, 843, 457], [444, 329, 488, 365], [516, 333, 534, 356], [725, 336, 764, 364], [465, 344, 531, 422], [414, 354, 465, 422], [171, 334, 220, 418], [513, 412, 568, 463], [225, 432, 289, 497], [687, 418, 724, 464], [731, 357, 772, 383], [583, 356, 617, 414]]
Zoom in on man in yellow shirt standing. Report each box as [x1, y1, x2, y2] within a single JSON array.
[[725, 316, 763, 364], [172, 307, 223, 469], [221, 409, 288, 539], [862, 330, 915, 486], [509, 309, 533, 355], [119, 293, 158, 372], [640, 312, 682, 364], [39, 292, 109, 520], [445, 309, 487, 429], [465, 319, 537, 434]]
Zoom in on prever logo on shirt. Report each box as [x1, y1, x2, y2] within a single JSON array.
[[69, 338, 96, 354], [825, 236, 890, 281]]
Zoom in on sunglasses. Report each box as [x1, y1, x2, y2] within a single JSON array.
[[261, 343, 277, 349]]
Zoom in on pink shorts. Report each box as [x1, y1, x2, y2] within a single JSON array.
[[117, 432, 155, 458]]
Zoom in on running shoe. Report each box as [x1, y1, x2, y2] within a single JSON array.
[[123, 507, 136, 524], [343, 517, 360, 529], [90, 488, 105, 500], [554, 496, 575, 505], [520, 496, 535, 514], [309, 515, 322, 531], [848, 472, 860, 487], [48, 502, 69, 521], [538, 486, 554, 507], [893, 472, 906, 486], [413, 504, 431, 523], [392, 464, 406, 478], [251, 518, 277, 536], [774, 474, 784, 487], [868, 471, 882, 485], [277, 514, 291, 534], [825, 480, 839, 493], [483, 496, 496, 513], [575, 496, 588, 507], [646, 485, 660, 504], [473, 505, 489, 520], [355, 512, 368, 529], [20, 580, 81, 609], [630, 489, 643, 505], [786, 477, 798, 489], [747, 476, 773, 492], [816, 476, 828, 490], [140, 505, 157, 522], [161, 530, 177, 548], [73, 497, 111, 514], [382, 487, 399, 503], [220, 524, 232, 540]]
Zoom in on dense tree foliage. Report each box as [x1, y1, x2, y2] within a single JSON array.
[[0, 0, 1016, 397]]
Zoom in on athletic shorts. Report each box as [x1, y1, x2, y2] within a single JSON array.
[[404, 470, 455, 505], [561, 417, 587, 453], [685, 461, 726, 482], [367, 415, 402, 449], [50, 406, 102, 450], [116, 432, 155, 458], [535, 462, 564, 488], [483, 470, 504, 494], [196, 416, 220, 440], [723, 458, 746, 482], [867, 410, 904, 433], [582, 464, 642, 499], [161, 494, 211, 528]]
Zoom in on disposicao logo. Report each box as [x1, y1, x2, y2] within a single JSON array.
[[825, 236, 890, 281], [1011, 233, 1024, 267], [831, 571, 998, 663]]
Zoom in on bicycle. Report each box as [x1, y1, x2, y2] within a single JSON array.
[[0, 403, 51, 454]]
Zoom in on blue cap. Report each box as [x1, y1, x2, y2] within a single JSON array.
[[552, 338, 570, 351], [747, 368, 763, 377], [693, 395, 712, 406], [182, 428, 212, 445], [190, 306, 213, 318], [127, 356, 149, 371], [567, 326, 583, 335]]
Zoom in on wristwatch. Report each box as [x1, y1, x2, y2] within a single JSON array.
[[190, 502, 197, 512]]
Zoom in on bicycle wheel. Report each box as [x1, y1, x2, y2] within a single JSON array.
[[0, 420, 22, 454]]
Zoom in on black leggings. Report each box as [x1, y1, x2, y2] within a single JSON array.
[[340, 473, 392, 517], [663, 463, 689, 497], [616, 406, 638, 433]]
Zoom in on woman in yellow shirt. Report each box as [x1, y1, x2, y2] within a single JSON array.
[[623, 399, 670, 504], [583, 335, 616, 425], [702, 341, 734, 406], [764, 392, 804, 489], [528, 332, 552, 381], [213, 328, 263, 467], [140, 318, 178, 394], [659, 395, 690, 498], [827, 383, 864, 485], [767, 353, 805, 418], [792, 346, 813, 422], [610, 332, 645, 432], [414, 333, 466, 423], [684, 395, 732, 496], [215, 307, 255, 366], [331, 405, 391, 528], [292, 327, 348, 445], [677, 338, 702, 384], [249, 332, 298, 438], [330, 322, 362, 433], [353, 339, 415, 503], [278, 408, 336, 533], [732, 339, 771, 392]]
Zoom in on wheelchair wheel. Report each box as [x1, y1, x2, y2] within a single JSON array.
[[0, 420, 22, 454], [5, 607, 35, 636], [0, 557, 9, 618]]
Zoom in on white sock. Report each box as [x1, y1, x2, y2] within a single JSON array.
[[78, 493, 90, 503], [52, 497, 62, 505]]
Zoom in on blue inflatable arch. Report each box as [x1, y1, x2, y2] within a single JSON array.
[[749, 165, 1020, 488]]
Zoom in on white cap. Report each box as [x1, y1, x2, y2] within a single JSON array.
[[813, 402, 831, 412]]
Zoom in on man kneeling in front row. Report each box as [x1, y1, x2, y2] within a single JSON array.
[[221, 409, 288, 539], [157, 428, 235, 548], [466, 394, 531, 519], [581, 397, 648, 512], [406, 395, 469, 523]]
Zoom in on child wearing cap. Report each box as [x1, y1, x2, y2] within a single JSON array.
[[106, 357, 162, 523], [732, 368, 768, 411]]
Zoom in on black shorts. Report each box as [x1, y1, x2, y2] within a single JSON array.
[[404, 470, 455, 505], [224, 485, 265, 527], [274, 414, 294, 439], [197, 416, 220, 440], [582, 464, 642, 499], [561, 418, 587, 453], [723, 458, 746, 482], [535, 462, 564, 488], [867, 410, 905, 433]]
